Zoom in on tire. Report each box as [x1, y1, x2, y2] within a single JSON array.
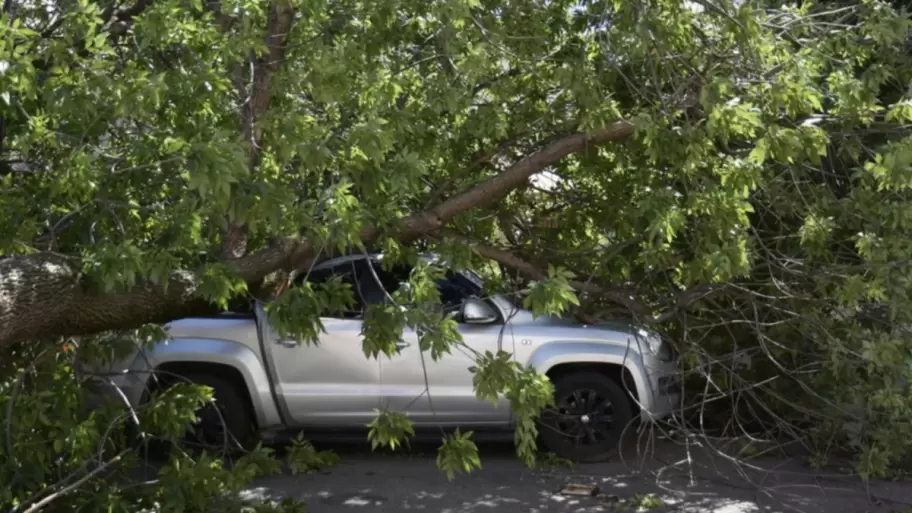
[[174, 373, 256, 455], [538, 371, 635, 463]]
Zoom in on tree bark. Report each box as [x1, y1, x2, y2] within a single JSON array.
[[0, 122, 633, 349], [395, 121, 634, 240], [220, 0, 296, 260]]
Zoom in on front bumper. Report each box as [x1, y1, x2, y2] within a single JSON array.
[[642, 359, 681, 420]]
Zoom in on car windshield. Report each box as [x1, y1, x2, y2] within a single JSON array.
[[456, 269, 484, 292]]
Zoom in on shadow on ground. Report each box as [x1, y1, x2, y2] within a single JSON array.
[[239, 438, 912, 513]]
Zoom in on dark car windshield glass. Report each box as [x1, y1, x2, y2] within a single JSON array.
[[457, 269, 484, 290]]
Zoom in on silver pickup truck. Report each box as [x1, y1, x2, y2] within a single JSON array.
[[104, 253, 680, 462]]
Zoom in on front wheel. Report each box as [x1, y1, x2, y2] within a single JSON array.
[[179, 373, 255, 455], [538, 371, 635, 463]]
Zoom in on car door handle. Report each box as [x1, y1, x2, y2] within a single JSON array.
[[276, 339, 298, 348]]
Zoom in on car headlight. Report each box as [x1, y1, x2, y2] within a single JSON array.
[[639, 329, 674, 362]]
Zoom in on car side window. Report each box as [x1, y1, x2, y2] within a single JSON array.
[[359, 263, 494, 322], [356, 263, 478, 311], [353, 260, 410, 307], [436, 270, 498, 324], [299, 262, 365, 319], [436, 271, 478, 310], [299, 258, 493, 322]]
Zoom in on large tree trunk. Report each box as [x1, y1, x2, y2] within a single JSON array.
[[0, 122, 634, 349]]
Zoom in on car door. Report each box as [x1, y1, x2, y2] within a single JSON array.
[[259, 260, 382, 427], [374, 266, 514, 427]]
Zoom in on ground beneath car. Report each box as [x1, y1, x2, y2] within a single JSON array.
[[241, 439, 912, 513]]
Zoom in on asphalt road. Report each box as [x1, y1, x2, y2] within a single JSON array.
[[244, 438, 912, 513]]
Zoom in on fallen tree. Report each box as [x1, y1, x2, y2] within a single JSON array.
[[3, 0, 912, 510], [0, 121, 635, 348]]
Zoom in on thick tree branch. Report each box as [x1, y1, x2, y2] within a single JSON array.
[[247, 0, 294, 146], [221, 0, 295, 259], [0, 122, 633, 349], [395, 121, 634, 239]]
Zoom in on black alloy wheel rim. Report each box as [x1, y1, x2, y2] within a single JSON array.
[[554, 388, 615, 447]]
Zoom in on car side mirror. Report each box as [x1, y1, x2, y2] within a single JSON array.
[[461, 298, 499, 324]]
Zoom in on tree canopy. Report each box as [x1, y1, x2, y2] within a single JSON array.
[[3, 0, 912, 510]]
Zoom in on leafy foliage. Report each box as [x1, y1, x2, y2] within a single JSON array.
[[0, 330, 332, 512], [436, 429, 482, 481], [523, 265, 581, 319], [267, 276, 356, 345], [3, 0, 912, 510], [367, 409, 415, 452]]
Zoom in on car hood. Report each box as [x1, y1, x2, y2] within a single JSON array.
[[509, 310, 640, 333]]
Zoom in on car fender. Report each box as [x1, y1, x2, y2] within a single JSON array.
[[126, 337, 283, 429], [528, 340, 656, 416]]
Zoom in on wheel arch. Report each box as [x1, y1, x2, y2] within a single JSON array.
[[130, 338, 283, 428], [529, 341, 654, 419], [546, 362, 639, 413], [148, 362, 254, 420]]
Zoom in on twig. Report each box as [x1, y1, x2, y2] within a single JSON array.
[[19, 451, 128, 513]]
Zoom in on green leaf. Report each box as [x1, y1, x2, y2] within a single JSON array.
[[437, 430, 481, 480]]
